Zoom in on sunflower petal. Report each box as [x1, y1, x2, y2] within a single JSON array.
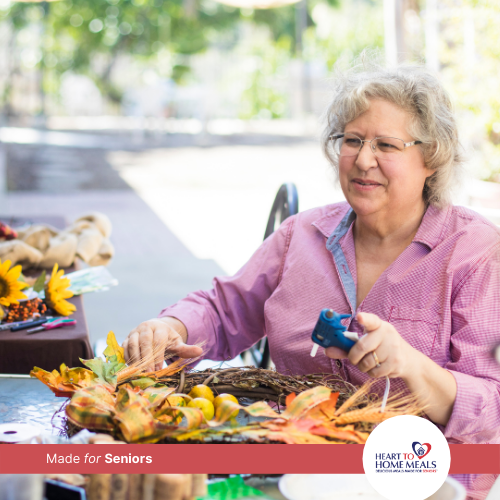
[[0, 260, 11, 275], [6, 265, 23, 281]]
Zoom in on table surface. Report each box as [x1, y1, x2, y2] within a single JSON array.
[[0, 215, 93, 374], [0, 375, 66, 434]]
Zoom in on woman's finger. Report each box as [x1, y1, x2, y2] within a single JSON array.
[[170, 342, 204, 359], [153, 327, 173, 371], [349, 331, 382, 365], [126, 331, 140, 365], [138, 328, 155, 372], [123, 338, 129, 363], [356, 312, 382, 333], [324, 346, 349, 359]]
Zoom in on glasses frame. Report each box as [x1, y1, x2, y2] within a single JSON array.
[[329, 133, 423, 158]]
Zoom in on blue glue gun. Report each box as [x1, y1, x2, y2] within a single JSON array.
[[310, 309, 355, 357]]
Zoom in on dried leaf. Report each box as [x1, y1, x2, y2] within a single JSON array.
[[130, 378, 156, 390], [304, 392, 339, 421], [285, 393, 296, 407], [282, 386, 332, 420], [103, 331, 125, 364], [30, 364, 97, 394], [209, 399, 280, 427]]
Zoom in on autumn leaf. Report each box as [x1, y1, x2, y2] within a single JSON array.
[[304, 392, 339, 421], [103, 331, 125, 364], [208, 399, 281, 427], [282, 386, 332, 420], [81, 354, 126, 387], [285, 393, 296, 407], [130, 377, 156, 390], [30, 364, 97, 394]]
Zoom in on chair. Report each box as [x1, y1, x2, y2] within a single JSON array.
[[242, 183, 299, 369]]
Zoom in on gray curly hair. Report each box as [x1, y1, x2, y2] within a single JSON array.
[[322, 62, 464, 207]]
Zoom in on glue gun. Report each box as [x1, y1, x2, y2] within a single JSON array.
[[310, 308, 356, 357], [310, 308, 391, 412]]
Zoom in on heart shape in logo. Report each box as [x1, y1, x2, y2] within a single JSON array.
[[412, 441, 432, 459]]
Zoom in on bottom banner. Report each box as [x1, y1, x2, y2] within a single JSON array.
[[0, 444, 498, 474]]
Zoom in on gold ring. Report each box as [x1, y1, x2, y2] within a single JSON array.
[[372, 351, 381, 368]]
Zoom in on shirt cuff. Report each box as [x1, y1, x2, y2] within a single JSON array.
[[443, 370, 499, 444]]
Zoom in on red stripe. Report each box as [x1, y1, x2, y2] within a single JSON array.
[[0, 444, 498, 474]]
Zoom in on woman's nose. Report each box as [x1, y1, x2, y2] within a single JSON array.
[[355, 141, 378, 171]]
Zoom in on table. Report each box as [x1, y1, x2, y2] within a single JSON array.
[[0, 216, 93, 374], [0, 375, 66, 434]]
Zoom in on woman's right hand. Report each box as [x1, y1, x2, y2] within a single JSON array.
[[122, 316, 203, 372]]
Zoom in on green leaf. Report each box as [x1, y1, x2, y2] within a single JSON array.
[[33, 270, 46, 293], [80, 354, 125, 386], [130, 377, 156, 390]]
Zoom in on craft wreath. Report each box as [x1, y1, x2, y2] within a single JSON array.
[[31, 332, 423, 444]]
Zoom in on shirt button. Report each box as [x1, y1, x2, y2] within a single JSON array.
[[336, 360, 342, 368]]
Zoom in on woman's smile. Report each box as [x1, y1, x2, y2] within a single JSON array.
[[350, 177, 383, 191]]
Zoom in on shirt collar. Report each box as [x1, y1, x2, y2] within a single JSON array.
[[312, 202, 451, 250], [412, 203, 451, 250], [311, 203, 352, 239]]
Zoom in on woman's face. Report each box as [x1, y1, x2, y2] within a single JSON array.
[[338, 99, 434, 219]]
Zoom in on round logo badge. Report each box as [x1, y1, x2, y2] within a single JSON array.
[[363, 415, 451, 500]]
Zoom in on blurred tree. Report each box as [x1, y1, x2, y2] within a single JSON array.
[[0, 0, 384, 118], [0, 0, 242, 110]]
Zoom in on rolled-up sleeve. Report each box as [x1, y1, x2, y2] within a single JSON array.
[[158, 216, 295, 361], [444, 244, 500, 443]]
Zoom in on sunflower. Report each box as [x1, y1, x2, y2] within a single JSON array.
[[45, 264, 76, 316], [0, 259, 28, 307]]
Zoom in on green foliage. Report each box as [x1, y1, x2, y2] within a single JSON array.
[[81, 354, 126, 386], [440, 0, 500, 181], [0, 0, 384, 118], [238, 37, 290, 119], [33, 270, 46, 294]]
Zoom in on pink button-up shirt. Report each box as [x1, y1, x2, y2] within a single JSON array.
[[160, 201, 500, 499]]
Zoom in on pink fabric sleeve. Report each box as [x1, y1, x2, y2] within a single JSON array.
[[158, 216, 295, 362], [443, 244, 500, 444]]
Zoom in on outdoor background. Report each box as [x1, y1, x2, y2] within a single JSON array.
[[0, 0, 498, 357]]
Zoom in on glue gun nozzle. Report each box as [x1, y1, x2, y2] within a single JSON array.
[[310, 344, 319, 357]]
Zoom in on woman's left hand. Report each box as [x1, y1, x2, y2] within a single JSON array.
[[325, 311, 418, 380]]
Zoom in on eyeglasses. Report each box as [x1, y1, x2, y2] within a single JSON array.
[[329, 133, 422, 160]]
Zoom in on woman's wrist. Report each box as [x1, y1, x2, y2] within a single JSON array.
[[400, 347, 457, 426], [399, 344, 425, 384]]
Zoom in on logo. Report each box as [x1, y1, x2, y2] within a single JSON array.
[[412, 441, 432, 459], [363, 415, 450, 500]]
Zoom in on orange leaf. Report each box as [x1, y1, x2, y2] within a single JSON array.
[[285, 393, 296, 407], [304, 392, 340, 421], [282, 386, 332, 420]]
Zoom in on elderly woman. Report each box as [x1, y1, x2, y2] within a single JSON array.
[[123, 65, 500, 499]]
